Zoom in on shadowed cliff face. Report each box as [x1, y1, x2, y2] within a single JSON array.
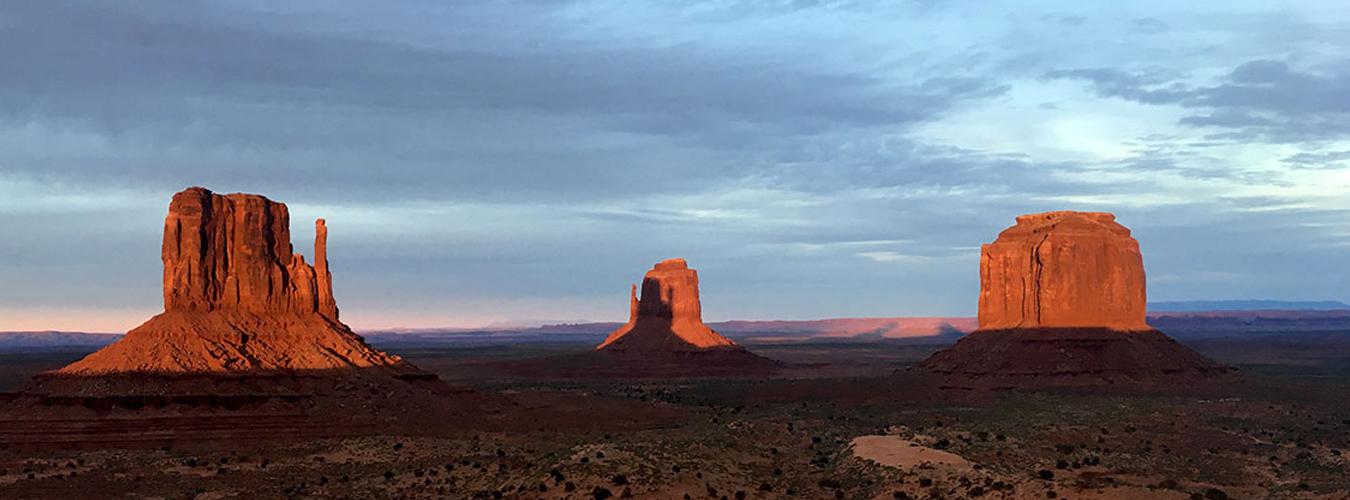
[[596, 258, 738, 352], [978, 211, 1149, 331], [55, 187, 408, 376]]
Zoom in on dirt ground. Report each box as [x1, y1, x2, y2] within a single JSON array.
[[0, 340, 1347, 499]]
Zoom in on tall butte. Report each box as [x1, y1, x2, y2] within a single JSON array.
[[920, 211, 1228, 387], [597, 259, 738, 352], [56, 187, 413, 375]]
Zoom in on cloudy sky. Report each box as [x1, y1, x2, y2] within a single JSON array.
[[2, 1, 1349, 331]]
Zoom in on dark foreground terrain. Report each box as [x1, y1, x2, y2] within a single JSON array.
[[1, 335, 1347, 499]]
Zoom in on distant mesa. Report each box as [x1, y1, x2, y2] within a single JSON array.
[[597, 258, 739, 352], [52, 187, 416, 377], [921, 211, 1229, 387]]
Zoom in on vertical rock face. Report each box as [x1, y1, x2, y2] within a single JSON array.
[[978, 211, 1149, 331], [162, 187, 339, 318], [315, 218, 339, 320], [597, 258, 738, 352], [57, 187, 408, 375], [920, 211, 1228, 387]]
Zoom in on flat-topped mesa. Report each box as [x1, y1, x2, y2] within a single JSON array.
[[979, 210, 1149, 331], [596, 258, 738, 352], [55, 187, 408, 376], [920, 210, 1229, 387], [163, 187, 338, 320]]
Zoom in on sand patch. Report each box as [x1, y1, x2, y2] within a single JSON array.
[[850, 435, 972, 469]]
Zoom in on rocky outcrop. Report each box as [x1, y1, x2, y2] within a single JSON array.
[[978, 211, 1148, 331], [161, 187, 338, 319], [597, 259, 739, 352], [920, 211, 1229, 388], [56, 187, 409, 376]]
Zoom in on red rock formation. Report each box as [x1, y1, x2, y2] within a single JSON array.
[[57, 187, 408, 375], [979, 211, 1148, 331], [160, 187, 339, 318], [315, 218, 339, 320], [597, 258, 739, 352], [920, 211, 1228, 387]]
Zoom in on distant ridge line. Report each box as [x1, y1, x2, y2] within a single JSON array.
[[1148, 300, 1350, 312]]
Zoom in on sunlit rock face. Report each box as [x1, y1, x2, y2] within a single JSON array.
[[920, 211, 1229, 388], [57, 187, 407, 375], [596, 258, 738, 352], [161, 187, 339, 319], [978, 211, 1149, 331]]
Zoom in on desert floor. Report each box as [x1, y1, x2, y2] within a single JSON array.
[[0, 339, 1347, 499]]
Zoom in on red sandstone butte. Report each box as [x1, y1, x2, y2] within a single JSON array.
[[57, 187, 408, 375], [920, 211, 1228, 387], [978, 211, 1148, 331], [597, 258, 740, 352]]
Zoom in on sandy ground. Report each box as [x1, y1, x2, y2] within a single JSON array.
[[850, 434, 972, 469]]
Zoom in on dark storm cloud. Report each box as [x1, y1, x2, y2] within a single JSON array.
[[1047, 59, 1350, 142]]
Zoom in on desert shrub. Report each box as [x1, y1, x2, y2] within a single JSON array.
[[1037, 470, 1054, 480]]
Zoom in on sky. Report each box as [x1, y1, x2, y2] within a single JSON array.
[[2, 0, 1349, 331]]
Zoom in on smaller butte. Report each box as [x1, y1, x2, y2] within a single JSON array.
[[597, 258, 739, 353]]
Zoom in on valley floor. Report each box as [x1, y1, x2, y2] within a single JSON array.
[[1, 340, 1347, 499]]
